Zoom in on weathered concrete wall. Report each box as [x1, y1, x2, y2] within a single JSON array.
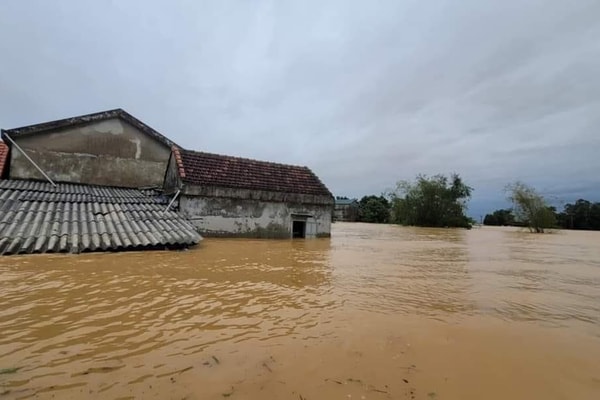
[[9, 118, 171, 187], [183, 184, 334, 206], [180, 195, 332, 238], [334, 204, 358, 222]]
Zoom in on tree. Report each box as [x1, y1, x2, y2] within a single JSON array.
[[506, 182, 556, 233], [557, 199, 600, 230], [357, 195, 390, 223], [390, 173, 472, 228], [483, 209, 515, 226]]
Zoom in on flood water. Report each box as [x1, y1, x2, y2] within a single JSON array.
[[1, 223, 600, 399]]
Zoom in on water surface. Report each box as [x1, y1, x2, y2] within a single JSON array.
[[1, 223, 599, 399]]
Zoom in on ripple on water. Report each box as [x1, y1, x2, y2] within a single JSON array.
[[1, 225, 599, 397]]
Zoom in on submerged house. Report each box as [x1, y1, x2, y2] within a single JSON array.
[[0, 108, 333, 254], [334, 197, 359, 222], [164, 148, 334, 238], [0, 110, 200, 255]]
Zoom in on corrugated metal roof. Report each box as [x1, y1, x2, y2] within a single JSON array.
[[0, 180, 201, 255]]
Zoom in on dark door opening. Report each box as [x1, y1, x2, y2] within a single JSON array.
[[292, 220, 306, 238]]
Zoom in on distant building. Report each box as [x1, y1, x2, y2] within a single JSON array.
[[334, 197, 359, 222], [164, 148, 334, 238]]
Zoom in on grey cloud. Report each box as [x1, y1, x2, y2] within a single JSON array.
[[1, 0, 599, 214]]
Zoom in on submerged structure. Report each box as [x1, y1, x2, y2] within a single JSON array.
[[165, 148, 334, 238], [334, 197, 359, 222], [0, 109, 198, 255], [0, 108, 333, 254]]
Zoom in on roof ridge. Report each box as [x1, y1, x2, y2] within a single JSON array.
[[180, 148, 311, 170], [0, 178, 161, 192]]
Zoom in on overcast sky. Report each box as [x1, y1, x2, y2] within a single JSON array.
[[1, 0, 599, 216]]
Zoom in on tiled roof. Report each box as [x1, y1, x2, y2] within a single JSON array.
[[0, 141, 8, 178], [0, 180, 201, 255], [1, 108, 178, 148], [178, 149, 333, 197]]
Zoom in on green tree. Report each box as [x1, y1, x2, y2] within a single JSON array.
[[557, 199, 600, 230], [483, 209, 515, 226], [390, 173, 472, 228], [358, 195, 390, 223], [506, 182, 556, 233]]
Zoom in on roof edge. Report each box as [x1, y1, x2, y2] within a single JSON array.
[[172, 146, 186, 178], [2, 108, 179, 149]]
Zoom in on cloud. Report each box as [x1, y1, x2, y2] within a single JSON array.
[[1, 0, 599, 212]]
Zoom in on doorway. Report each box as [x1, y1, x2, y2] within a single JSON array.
[[292, 220, 306, 238]]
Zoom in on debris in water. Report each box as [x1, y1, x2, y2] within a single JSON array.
[[403, 379, 409, 383], [0, 368, 19, 375], [371, 387, 388, 394], [212, 356, 220, 365], [72, 366, 122, 376], [325, 378, 343, 385], [262, 362, 273, 373]]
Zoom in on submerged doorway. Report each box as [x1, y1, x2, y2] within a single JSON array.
[[292, 220, 306, 238]]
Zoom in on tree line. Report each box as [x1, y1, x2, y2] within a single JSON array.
[[339, 174, 598, 233], [485, 198, 600, 231], [340, 173, 473, 228]]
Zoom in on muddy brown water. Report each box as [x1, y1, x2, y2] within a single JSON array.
[[1, 223, 600, 399]]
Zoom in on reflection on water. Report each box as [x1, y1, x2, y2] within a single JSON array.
[[330, 224, 474, 316], [1, 223, 600, 399]]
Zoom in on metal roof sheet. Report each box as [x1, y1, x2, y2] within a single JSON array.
[[0, 180, 201, 255]]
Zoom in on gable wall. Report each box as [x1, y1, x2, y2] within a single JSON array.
[[8, 118, 171, 187], [163, 152, 182, 194]]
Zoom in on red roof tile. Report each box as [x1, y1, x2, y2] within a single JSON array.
[[0, 141, 8, 179], [179, 149, 332, 197]]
